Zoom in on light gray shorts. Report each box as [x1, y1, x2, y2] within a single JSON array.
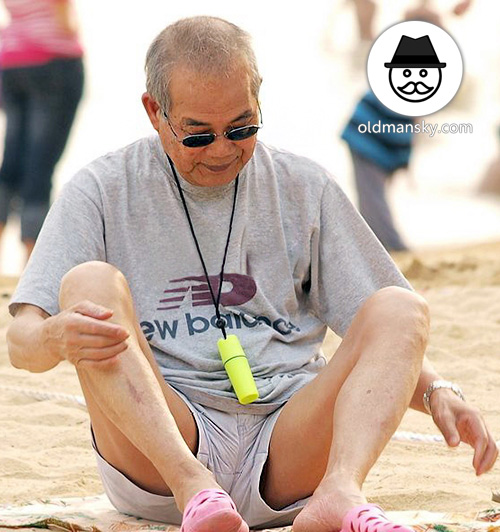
[[92, 390, 309, 529]]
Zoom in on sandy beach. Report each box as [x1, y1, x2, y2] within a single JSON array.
[[0, 241, 499, 514], [0, 1, 499, 522]]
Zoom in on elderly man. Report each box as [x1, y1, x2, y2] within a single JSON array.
[[7, 16, 497, 532]]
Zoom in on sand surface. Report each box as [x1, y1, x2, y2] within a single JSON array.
[[0, 242, 499, 512]]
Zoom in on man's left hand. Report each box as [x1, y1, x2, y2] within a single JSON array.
[[430, 389, 498, 475]]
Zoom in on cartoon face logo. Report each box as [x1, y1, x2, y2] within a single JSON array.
[[384, 35, 446, 103], [388, 66, 442, 102], [367, 21, 462, 116]]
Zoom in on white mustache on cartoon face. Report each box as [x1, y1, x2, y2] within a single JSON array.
[[397, 81, 434, 95]]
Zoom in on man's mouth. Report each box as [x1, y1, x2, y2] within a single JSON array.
[[397, 81, 434, 95], [203, 160, 235, 173]]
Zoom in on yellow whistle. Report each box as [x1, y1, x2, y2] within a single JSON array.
[[217, 334, 259, 405]]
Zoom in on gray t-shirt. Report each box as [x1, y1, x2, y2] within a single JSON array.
[[10, 136, 411, 414]]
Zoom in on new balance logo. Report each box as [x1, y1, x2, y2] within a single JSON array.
[[157, 273, 257, 311]]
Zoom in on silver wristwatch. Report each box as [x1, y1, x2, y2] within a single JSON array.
[[423, 380, 465, 415]]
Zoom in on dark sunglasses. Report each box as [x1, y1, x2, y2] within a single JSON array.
[[162, 110, 262, 148]]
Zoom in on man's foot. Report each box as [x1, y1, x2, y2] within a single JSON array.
[[181, 489, 249, 532], [294, 492, 415, 532], [293, 485, 366, 532]]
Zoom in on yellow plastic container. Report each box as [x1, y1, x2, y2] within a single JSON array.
[[217, 334, 259, 405]]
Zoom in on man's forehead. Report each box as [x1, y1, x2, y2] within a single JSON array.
[[168, 66, 256, 124], [169, 63, 253, 98]]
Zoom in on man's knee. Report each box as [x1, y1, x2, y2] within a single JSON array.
[[59, 261, 130, 309], [361, 286, 430, 350]]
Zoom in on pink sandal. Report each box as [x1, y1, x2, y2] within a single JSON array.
[[180, 489, 249, 532], [341, 504, 415, 532]]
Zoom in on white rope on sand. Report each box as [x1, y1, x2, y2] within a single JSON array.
[[2, 385, 499, 446], [0, 385, 87, 409], [391, 430, 444, 443]]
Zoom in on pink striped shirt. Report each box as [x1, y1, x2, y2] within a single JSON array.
[[0, 0, 83, 68]]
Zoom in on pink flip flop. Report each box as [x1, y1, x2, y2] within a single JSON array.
[[180, 488, 249, 532], [341, 504, 415, 532]]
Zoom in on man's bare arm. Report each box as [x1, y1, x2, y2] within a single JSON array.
[[7, 301, 129, 373], [7, 304, 62, 373]]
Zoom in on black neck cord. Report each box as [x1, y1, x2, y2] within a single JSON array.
[[166, 155, 238, 339]]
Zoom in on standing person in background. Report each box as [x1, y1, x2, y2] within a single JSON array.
[[342, 1, 473, 253], [0, 0, 84, 261], [341, 90, 413, 252]]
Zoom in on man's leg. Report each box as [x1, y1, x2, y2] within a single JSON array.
[[59, 261, 222, 511], [259, 286, 429, 532]]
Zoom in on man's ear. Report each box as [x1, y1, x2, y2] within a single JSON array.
[[142, 92, 161, 131]]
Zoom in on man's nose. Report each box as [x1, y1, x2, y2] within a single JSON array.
[[206, 134, 237, 156]]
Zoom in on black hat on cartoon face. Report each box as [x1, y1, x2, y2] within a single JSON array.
[[385, 35, 446, 103]]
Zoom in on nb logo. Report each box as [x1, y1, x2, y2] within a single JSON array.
[[158, 273, 257, 311]]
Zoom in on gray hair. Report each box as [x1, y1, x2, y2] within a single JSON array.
[[145, 16, 262, 112]]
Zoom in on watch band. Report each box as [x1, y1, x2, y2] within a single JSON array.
[[423, 379, 465, 415]]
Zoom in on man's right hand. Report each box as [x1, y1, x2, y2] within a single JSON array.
[[41, 300, 130, 367]]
